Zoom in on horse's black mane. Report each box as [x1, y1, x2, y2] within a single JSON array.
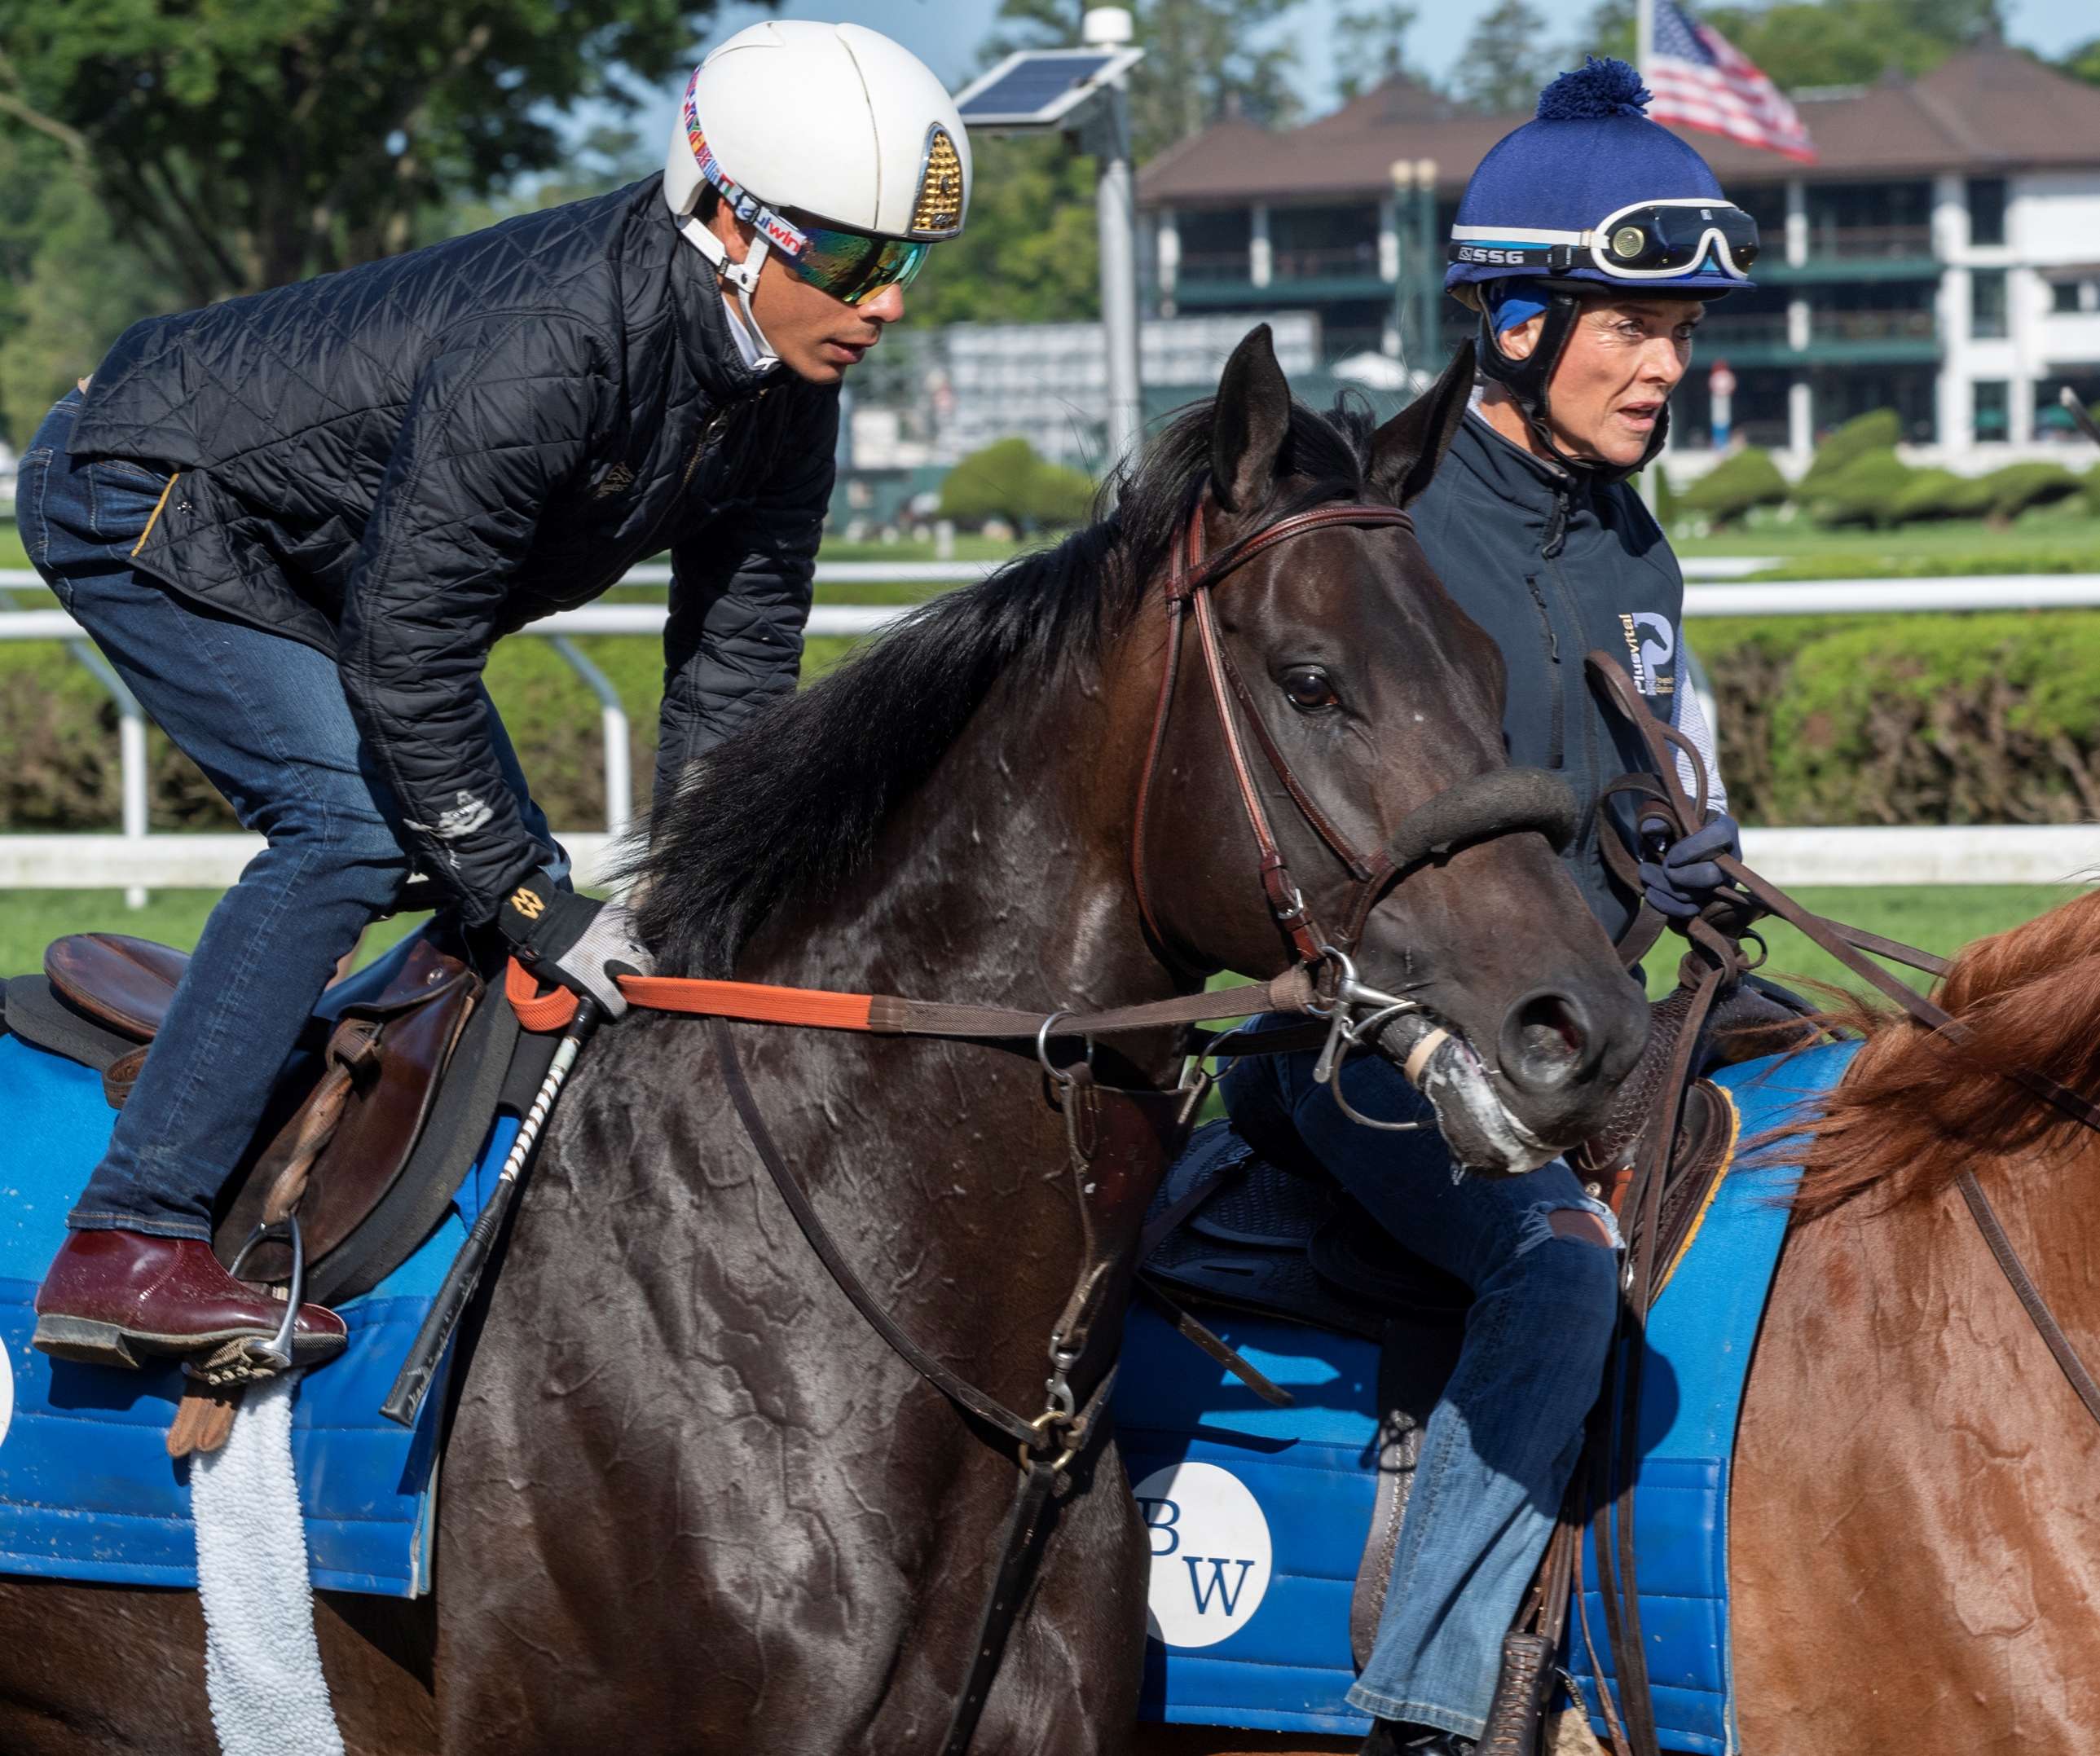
[[632, 394, 1384, 977]]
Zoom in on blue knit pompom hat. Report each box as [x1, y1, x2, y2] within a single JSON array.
[[1446, 57, 1748, 298]]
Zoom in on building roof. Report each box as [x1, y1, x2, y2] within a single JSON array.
[[1136, 39, 2100, 206]]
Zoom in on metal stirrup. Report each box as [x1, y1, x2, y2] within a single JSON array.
[[226, 1215, 306, 1371]]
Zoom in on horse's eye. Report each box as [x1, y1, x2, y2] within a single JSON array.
[[1279, 666, 1340, 712]]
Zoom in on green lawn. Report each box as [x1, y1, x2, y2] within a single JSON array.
[[1639, 882, 2080, 1001], [0, 890, 430, 979], [1671, 508, 2100, 567]]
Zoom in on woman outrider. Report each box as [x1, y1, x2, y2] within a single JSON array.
[[1223, 59, 1749, 1756], [28, 20, 971, 1378]]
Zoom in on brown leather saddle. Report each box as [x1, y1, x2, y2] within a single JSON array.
[[2, 924, 540, 1304]]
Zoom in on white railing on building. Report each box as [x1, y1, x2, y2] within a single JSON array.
[[8, 568, 2100, 897]]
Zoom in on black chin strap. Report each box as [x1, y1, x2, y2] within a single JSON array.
[[1473, 297, 1671, 490]]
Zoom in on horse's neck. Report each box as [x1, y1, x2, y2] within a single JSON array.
[[736, 660, 1174, 1027]]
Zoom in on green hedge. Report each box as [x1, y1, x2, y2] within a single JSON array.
[[1699, 610, 2100, 825], [1768, 407, 2094, 530], [0, 632, 669, 834], [14, 605, 2100, 836]]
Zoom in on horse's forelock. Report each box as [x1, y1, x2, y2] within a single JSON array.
[[1784, 887, 2100, 1221]]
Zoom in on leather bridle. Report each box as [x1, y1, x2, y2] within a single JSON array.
[[1134, 492, 1578, 975], [1134, 495, 1418, 969]]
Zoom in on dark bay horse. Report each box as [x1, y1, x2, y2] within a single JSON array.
[[0, 327, 1647, 1754], [1728, 885, 2100, 1754]]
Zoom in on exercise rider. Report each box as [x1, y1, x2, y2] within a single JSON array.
[[28, 22, 970, 1375], [1217, 59, 1749, 1756]]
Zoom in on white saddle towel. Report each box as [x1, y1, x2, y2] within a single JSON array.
[[192, 1372, 347, 1756]]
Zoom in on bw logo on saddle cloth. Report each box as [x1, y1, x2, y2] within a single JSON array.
[[507, 887, 545, 921]]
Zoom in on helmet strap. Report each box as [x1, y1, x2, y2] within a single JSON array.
[[1474, 293, 1668, 487], [676, 212, 781, 370]]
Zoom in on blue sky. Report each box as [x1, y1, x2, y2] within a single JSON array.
[[611, 0, 2098, 137]]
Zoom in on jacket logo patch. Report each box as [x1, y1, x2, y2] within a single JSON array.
[[404, 790, 495, 841], [594, 464, 636, 500], [508, 887, 545, 921], [1619, 612, 1675, 698]]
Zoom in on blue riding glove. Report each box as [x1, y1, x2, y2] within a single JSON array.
[[1636, 812, 1741, 920]]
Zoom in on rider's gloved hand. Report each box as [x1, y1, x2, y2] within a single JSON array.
[[1636, 812, 1741, 920], [496, 871, 654, 1016]]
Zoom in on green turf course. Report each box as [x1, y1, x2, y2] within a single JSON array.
[[1638, 882, 2084, 1001], [0, 891, 432, 979], [1671, 508, 2100, 570]]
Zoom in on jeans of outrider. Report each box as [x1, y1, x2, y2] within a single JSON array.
[[1221, 1040, 1619, 1741], [20, 389, 561, 1241]]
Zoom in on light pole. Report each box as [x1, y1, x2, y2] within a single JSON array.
[[1080, 8, 1142, 469], [951, 15, 1147, 471]]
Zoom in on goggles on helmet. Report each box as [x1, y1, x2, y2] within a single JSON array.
[[785, 223, 931, 305], [1591, 200, 1759, 279], [1450, 197, 1759, 283]]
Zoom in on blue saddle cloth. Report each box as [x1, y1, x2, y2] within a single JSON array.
[[0, 1030, 508, 1596], [1116, 1041, 1856, 1744]]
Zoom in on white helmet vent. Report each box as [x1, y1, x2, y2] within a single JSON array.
[[911, 126, 966, 239]]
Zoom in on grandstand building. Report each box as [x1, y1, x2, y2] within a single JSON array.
[[1134, 38, 2100, 471]]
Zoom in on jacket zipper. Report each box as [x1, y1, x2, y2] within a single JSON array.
[[583, 400, 744, 601], [1523, 574, 1564, 770]]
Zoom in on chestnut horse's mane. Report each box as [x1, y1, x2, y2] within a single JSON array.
[[1786, 885, 2100, 1221]]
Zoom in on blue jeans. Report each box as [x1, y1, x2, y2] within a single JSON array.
[[20, 389, 560, 1240], [1221, 1041, 1619, 1740]]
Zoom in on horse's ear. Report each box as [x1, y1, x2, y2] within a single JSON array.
[[1210, 323, 1292, 513], [1367, 340, 1477, 508]]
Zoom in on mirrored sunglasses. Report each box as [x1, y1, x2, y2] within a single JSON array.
[[784, 224, 932, 306]]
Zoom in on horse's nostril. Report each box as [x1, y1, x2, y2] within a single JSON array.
[[1502, 992, 1590, 1086], [1519, 995, 1584, 1061]]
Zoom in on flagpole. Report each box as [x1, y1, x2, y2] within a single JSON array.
[[1636, 0, 1654, 73]]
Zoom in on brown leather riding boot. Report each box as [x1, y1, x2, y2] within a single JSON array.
[[31, 1229, 347, 1371]]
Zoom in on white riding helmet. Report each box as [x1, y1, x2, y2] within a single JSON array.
[[665, 21, 971, 357]]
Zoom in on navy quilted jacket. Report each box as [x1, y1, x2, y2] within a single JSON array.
[[69, 175, 839, 922]]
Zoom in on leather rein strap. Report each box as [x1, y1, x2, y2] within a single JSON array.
[[506, 953, 1318, 1040], [710, 1014, 1088, 1452], [1134, 497, 1416, 966]]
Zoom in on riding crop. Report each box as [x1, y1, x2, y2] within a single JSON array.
[[381, 995, 605, 1428]]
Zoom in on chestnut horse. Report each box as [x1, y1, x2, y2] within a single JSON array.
[[1730, 883, 2100, 1754], [0, 328, 1647, 1753]]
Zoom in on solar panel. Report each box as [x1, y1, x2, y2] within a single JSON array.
[[953, 49, 1142, 130]]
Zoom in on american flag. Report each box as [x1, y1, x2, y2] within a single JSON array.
[[1646, 0, 1817, 163]]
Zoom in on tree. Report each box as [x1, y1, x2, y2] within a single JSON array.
[[0, 130, 173, 444], [989, 0, 1303, 160], [938, 437, 1095, 530], [1695, 0, 2004, 90], [2059, 35, 2100, 87], [1451, 0, 1558, 115], [1334, 4, 1419, 101], [904, 134, 1102, 328], [0, 0, 724, 306], [1577, 0, 1637, 66]]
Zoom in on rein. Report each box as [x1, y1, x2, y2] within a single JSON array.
[[1579, 651, 2100, 1756]]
